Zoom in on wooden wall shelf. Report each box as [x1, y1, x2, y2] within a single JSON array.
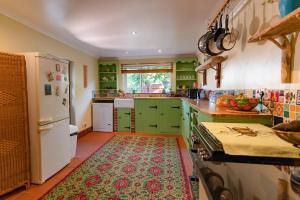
[[248, 7, 300, 83], [248, 7, 300, 43], [196, 56, 228, 88], [195, 56, 228, 72]]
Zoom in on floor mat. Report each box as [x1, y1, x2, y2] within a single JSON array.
[[40, 135, 192, 200]]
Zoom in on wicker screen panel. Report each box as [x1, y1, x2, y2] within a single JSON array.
[[0, 52, 30, 196]]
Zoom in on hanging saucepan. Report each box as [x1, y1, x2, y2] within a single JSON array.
[[214, 14, 226, 41], [198, 21, 217, 54], [216, 14, 237, 51]]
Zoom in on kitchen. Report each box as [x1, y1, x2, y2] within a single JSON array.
[[0, 0, 300, 199]]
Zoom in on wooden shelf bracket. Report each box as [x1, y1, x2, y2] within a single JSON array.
[[248, 8, 300, 83], [268, 32, 299, 83], [196, 56, 227, 88]]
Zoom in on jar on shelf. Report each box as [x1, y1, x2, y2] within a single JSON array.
[[279, 0, 300, 16]]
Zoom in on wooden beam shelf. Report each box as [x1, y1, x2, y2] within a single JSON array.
[[196, 56, 228, 88], [248, 7, 300, 83]]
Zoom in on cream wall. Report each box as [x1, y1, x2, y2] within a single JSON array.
[[0, 13, 98, 131], [199, 0, 300, 90]]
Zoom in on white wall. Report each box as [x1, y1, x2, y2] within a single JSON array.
[[0, 13, 98, 131], [199, 0, 300, 90], [199, 1, 300, 199]]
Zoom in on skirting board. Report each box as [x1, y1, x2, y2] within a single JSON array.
[[78, 127, 93, 138]]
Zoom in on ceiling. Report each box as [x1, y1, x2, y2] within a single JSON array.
[[0, 0, 222, 58]]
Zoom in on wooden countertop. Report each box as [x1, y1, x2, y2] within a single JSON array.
[[133, 97, 182, 100], [93, 97, 181, 100], [183, 98, 273, 118]]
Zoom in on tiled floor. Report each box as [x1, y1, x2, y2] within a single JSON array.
[[4, 132, 193, 200]]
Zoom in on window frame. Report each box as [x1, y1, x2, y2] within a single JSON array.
[[121, 62, 173, 94]]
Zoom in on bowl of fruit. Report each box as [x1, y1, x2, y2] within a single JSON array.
[[228, 94, 259, 111]]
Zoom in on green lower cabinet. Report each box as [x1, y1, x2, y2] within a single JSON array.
[[181, 100, 191, 148], [135, 99, 181, 134], [135, 100, 159, 133], [157, 100, 181, 134], [197, 110, 273, 126], [117, 108, 131, 132]]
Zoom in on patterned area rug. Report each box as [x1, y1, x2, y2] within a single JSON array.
[[40, 135, 192, 200]]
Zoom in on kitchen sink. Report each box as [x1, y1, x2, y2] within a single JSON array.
[[114, 98, 134, 108]]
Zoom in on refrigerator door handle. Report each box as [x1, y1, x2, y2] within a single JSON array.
[[39, 118, 53, 125], [38, 124, 54, 132]]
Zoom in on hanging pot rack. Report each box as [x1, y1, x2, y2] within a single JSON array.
[[207, 0, 232, 28]]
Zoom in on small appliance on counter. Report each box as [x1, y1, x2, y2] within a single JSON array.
[[186, 89, 202, 99]]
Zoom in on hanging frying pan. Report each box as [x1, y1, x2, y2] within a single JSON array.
[[198, 29, 213, 54], [214, 14, 225, 41], [216, 14, 237, 51], [198, 20, 218, 54]]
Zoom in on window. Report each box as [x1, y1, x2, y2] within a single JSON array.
[[122, 63, 172, 93]]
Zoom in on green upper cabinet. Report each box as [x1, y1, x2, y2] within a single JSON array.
[[135, 99, 181, 134], [98, 61, 119, 97], [117, 108, 131, 132], [176, 57, 198, 91]]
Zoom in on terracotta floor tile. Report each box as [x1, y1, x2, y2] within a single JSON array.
[[3, 132, 193, 199]]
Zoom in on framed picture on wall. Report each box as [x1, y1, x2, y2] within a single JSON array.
[[83, 65, 88, 88], [56, 64, 60, 72]]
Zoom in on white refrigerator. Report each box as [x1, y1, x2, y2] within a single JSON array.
[[25, 53, 71, 184]]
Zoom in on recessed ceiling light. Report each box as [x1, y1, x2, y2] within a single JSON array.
[[158, 49, 162, 53], [125, 51, 129, 54], [131, 31, 137, 35]]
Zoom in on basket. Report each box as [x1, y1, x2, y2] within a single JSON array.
[[0, 52, 30, 196], [274, 130, 300, 146]]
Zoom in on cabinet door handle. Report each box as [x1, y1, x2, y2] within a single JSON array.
[[171, 106, 180, 109], [124, 126, 131, 129], [138, 112, 142, 115], [149, 124, 158, 128], [124, 112, 130, 115], [171, 125, 180, 128], [160, 113, 164, 116], [149, 105, 157, 109]]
